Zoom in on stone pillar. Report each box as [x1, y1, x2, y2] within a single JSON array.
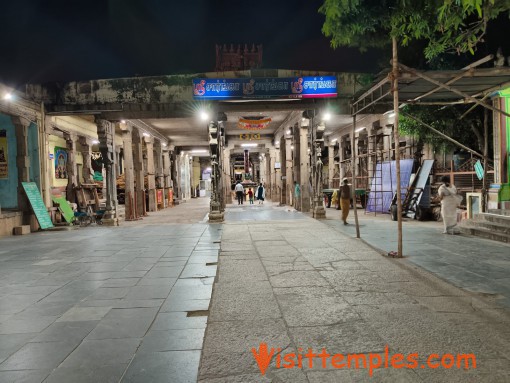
[[176, 153, 183, 200], [115, 147, 122, 176], [269, 147, 278, 201], [96, 118, 118, 225], [340, 135, 347, 180], [279, 140, 287, 205], [12, 117, 31, 222], [170, 148, 180, 201], [285, 137, 293, 206], [120, 123, 136, 220], [63, 132, 78, 201], [312, 119, 326, 219], [163, 148, 171, 188], [300, 124, 311, 212], [328, 143, 335, 188], [244, 149, 249, 177], [155, 140, 164, 189], [144, 136, 156, 211], [132, 129, 146, 217], [79, 136, 94, 184], [259, 153, 266, 184], [223, 148, 232, 204]]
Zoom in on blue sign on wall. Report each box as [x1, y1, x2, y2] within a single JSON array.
[[192, 76, 337, 100]]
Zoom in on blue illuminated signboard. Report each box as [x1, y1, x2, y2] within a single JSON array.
[[192, 76, 337, 100]]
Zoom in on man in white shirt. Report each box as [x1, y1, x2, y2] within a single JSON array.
[[234, 181, 245, 205]]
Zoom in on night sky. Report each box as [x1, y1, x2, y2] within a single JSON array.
[[0, 0, 507, 86]]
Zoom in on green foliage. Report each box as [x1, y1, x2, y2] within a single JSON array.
[[398, 104, 488, 153], [319, 0, 510, 60]]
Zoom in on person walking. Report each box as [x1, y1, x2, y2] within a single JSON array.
[[340, 178, 351, 225], [248, 188, 254, 204], [256, 183, 265, 204], [235, 181, 245, 205], [438, 176, 462, 234], [294, 181, 301, 210]]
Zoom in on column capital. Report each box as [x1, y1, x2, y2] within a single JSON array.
[[119, 122, 132, 133], [144, 135, 154, 144]]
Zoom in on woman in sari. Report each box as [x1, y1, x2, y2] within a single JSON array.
[[340, 178, 351, 225], [438, 176, 461, 234]]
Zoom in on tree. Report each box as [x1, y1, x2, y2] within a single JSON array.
[[319, 0, 510, 60], [399, 104, 491, 154]]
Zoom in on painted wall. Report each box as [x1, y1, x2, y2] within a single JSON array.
[[0, 114, 18, 209], [48, 135, 83, 189]]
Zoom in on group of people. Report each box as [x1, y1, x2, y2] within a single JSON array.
[[333, 175, 461, 233], [234, 181, 265, 205]]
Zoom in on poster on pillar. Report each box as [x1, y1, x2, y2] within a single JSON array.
[[54, 147, 68, 179], [0, 130, 7, 179], [91, 152, 104, 181]]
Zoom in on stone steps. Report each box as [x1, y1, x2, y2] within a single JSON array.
[[459, 213, 510, 244]]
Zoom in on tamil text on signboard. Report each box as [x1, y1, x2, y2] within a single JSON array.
[[193, 76, 337, 100], [21, 182, 54, 229]]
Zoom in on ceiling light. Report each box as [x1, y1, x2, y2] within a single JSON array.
[[200, 111, 209, 121], [323, 112, 331, 121], [331, 138, 338, 143], [143, 132, 150, 137], [120, 119, 126, 123], [3, 93, 12, 101], [241, 143, 257, 147], [162, 143, 167, 147], [191, 149, 207, 153], [355, 127, 366, 133], [92, 140, 99, 144]]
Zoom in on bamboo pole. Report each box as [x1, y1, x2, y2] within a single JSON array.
[[352, 115, 360, 238], [392, 37, 403, 258], [482, 108, 489, 212]]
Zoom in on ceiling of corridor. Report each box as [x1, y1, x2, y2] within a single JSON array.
[[139, 107, 355, 155]]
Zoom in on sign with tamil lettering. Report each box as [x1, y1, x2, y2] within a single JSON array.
[[192, 76, 337, 100], [22, 182, 54, 229]]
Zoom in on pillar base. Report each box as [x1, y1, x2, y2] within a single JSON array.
[[102, 218, 119, 226], [208, 211, 224, 222], [313, 206, 326, 219]]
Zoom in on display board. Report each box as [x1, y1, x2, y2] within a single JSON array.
[[51, 196, 75, 223], [21, 182, 54, 229]]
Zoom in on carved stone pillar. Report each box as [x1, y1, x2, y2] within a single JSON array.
[[64, 132, 78, 201], [12, 117, 30, 221], [155, 140, 164, 189], [79, 136, 94, 184], [120, 123, 136, 220], [223, 148, 232, 204], [144, 136, 156, 211], [96, 118, 118, 226], [132, 130, 146, 217], [285, 137, 293, 206], [170, 148, 179, 200], [163, 148, 171, 188], [328, 143, 335, 188], [279, 140, 287, 205], [300, 123, 310, 212]]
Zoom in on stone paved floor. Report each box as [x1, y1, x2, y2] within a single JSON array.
[[322, 207, 510, 308], [199, 203, 510, 382], [1, 198, 509, 382], [0, 198, 218, 383]]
